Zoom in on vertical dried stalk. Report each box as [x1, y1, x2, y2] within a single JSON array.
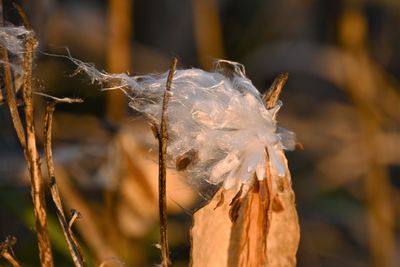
[[0, 1, 26, 147], [156, 57, 178, 267], [0, 1, 3, 107], [0, 0, 3, 106], [54, 167, 119, 264], [339, 7, 395, 267], [347, 72, 395, 267], [12, 3, 32, 29], [1, 46, 26, 146], [42, 94, 87, 267], [105, 2, 133, 256], [0, 2, 3, 105], [106, 0, 132, 122], [22, 32, 54, 267], [1, 4, 54, 267], [192, 0, 224, 69], [0, 84, 3, 104]]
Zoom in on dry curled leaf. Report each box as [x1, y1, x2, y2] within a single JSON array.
[[191, 188, 235, 267], [191, 150, 299, 267]]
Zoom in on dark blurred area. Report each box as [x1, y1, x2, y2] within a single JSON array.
[[1, 0, 399, 266]]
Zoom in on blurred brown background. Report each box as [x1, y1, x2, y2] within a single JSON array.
[[0, 0, 399, 266]]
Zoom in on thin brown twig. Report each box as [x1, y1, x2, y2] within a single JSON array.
[[157, 56, 178, 267], [0, 1, 26, 147], [1, 4, 54, 267], [0, 86, 3, 104], [43, 96, 87, 267], [0, 236, 21, 267], [12, 2, 32, 30], [106, 0, 132, 122], [54, 167, 119, 264], [1, 251, 21, 267], [1, 46, 26, 146], [68, 209, 82, 229], [192, 0, 225, 69], [0, 47, 26, 150], [262, 73, 288, 109], [19, 15, 54, 265], [36, 92, 83, 104], [0, 1, 3, 105]]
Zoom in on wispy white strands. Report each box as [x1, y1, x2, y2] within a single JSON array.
[[0, 25, 35, 91], [71, 58, 296, 193], [0, 26, 32, 56]]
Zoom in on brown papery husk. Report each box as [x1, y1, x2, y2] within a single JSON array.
[[191, 150, 299, 267]]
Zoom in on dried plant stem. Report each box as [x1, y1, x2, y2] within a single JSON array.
[[1, 236, 21, 267], [1, 47, 27, 146], [43, 95, 86, 267], [0, 1, 4, 106], [262, 72, 288, 109], [192, 0, 224, 69], [0, 7, 23, 267], [1, 251, 20, 267], [156, 57, 177, 267], [106, 0, 132, 122], [0, 84, 3, 104], [0, 2, 26, 147], [338, 6, 395, 266], [21, 32, 54, 267], [55, 167, 119, 264], [347, 68, 395, 267], [1, 4, 54, 266], [12, 3, 32, 30]]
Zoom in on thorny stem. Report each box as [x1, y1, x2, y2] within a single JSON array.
[[158, 56, 178, 267], [43, 96, 86, 267]]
